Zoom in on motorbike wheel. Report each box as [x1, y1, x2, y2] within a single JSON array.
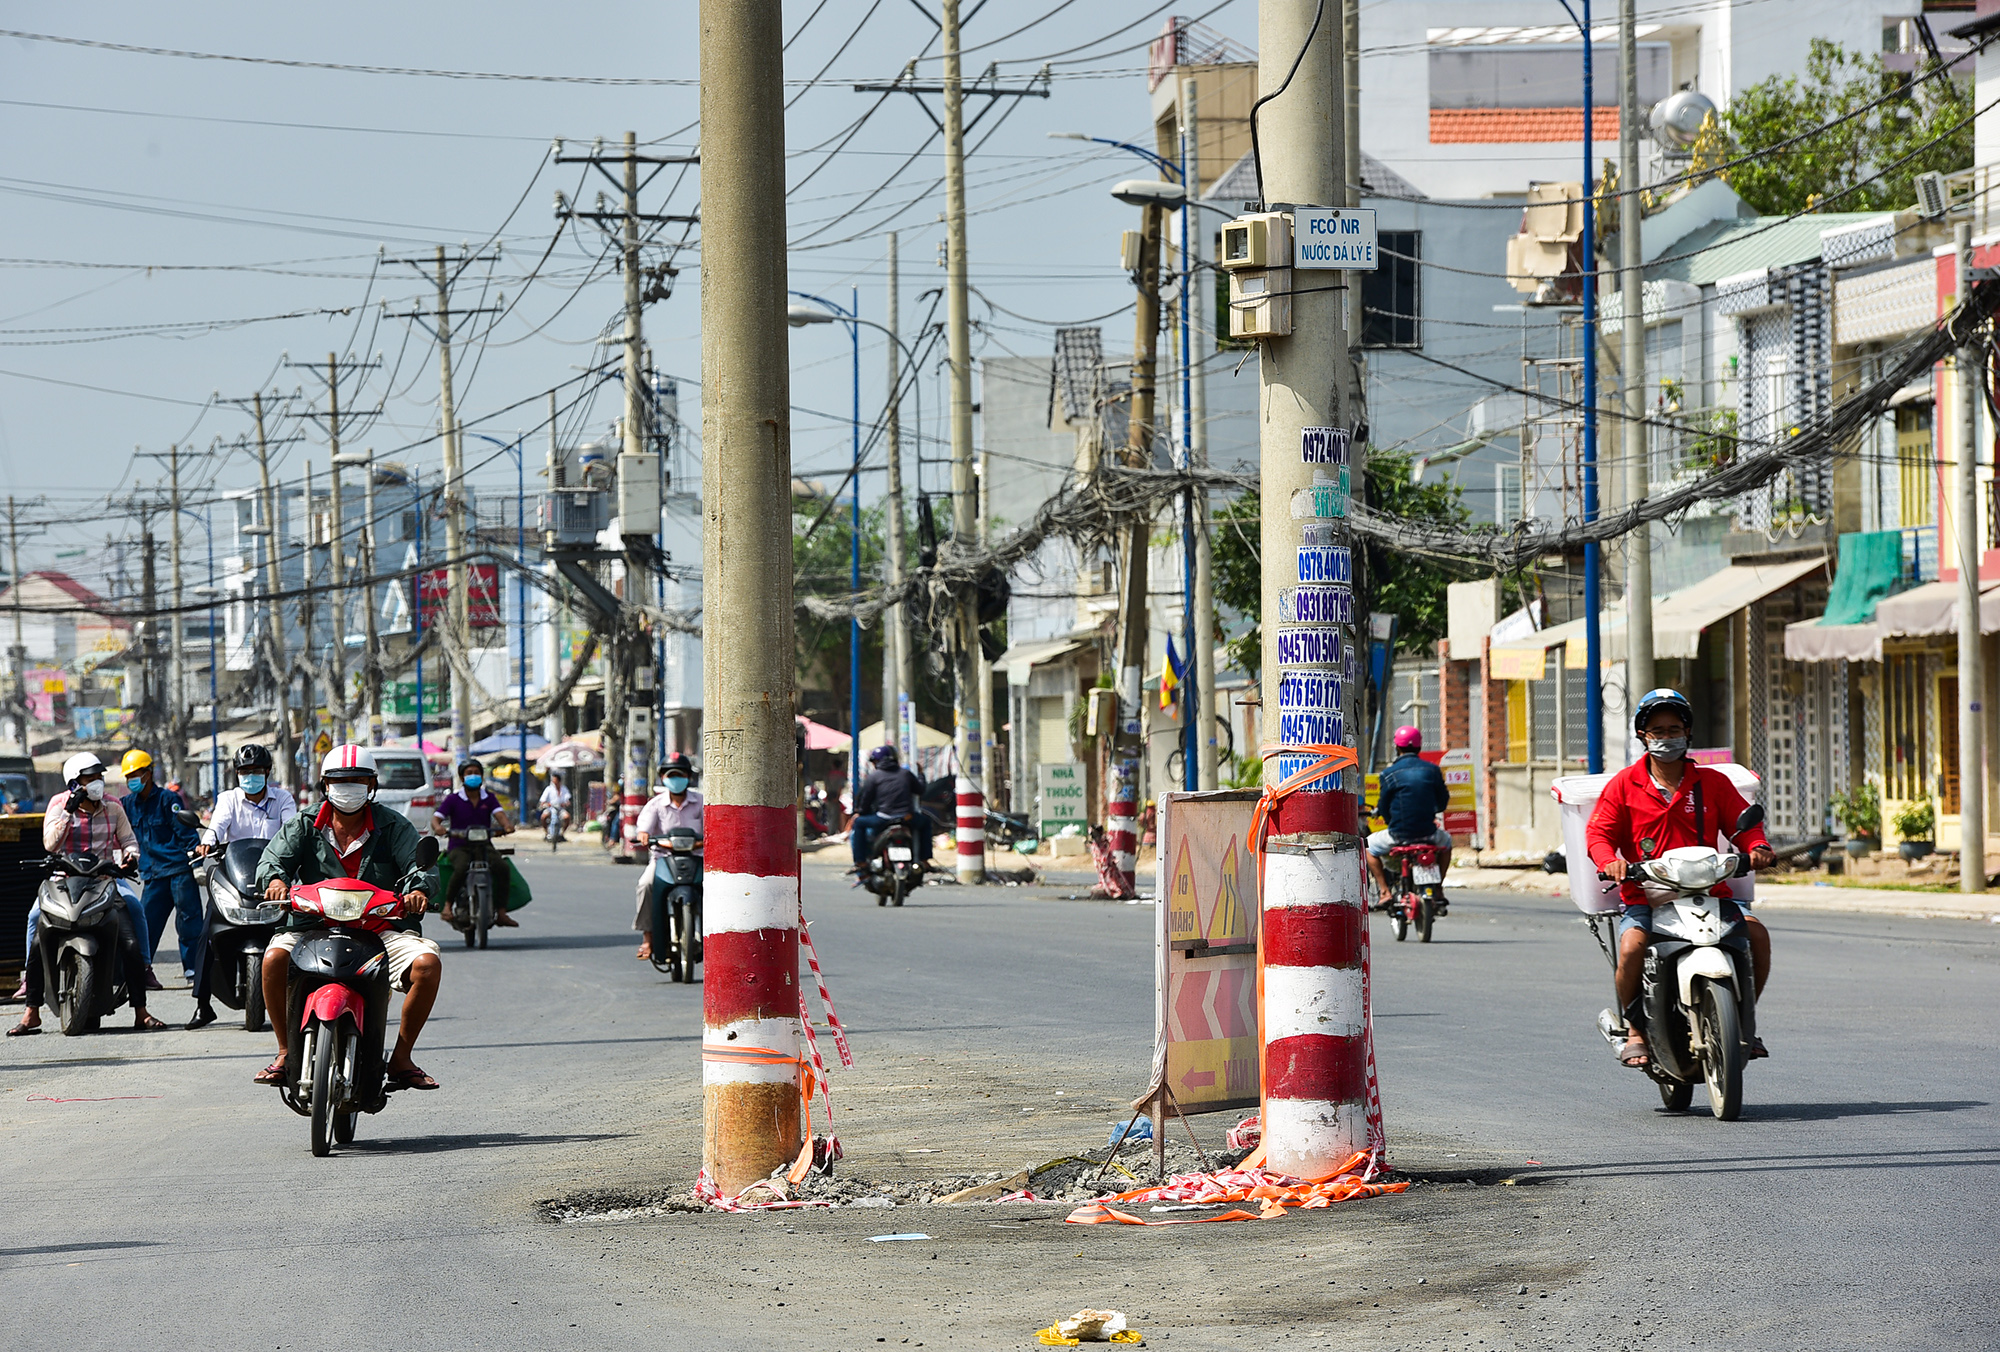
[[1657, 1078, 1695, 1112], [1388, 902, 1408, 942], [309, 1023, 336, 1157], [1416, 894, 1435, 943], [333, 1030, 358, 1145], [891, 873, 906, 908], [244, 952, 266, 1033], [1697, 983, 1745, 1122], [875, 876, 888, 907], [674, 900, 696, 985], [58, 950, 97, 1036]]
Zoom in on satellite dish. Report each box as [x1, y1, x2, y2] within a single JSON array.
[[1650, 89, 1718, 150]]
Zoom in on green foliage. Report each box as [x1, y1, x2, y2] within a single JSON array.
[[1720, 40, 1972, 216], [1830, 781, 1881, 838], [792, 493, 887, 703], [1890, 795, 1934, 841], [1207, 445, 1473, 680], [1221, 749, 1266, 790]]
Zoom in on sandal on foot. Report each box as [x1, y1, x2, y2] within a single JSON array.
[[386, 1065, 440, 1091], [133, 1012, 168, 1032], [494, 911, 519, 927], [1615, 1038, 1649, 1069], [7, 1018, 41, 1037], [253, 1060, 287, 1085], [1749, 1037, 1769, 1059]]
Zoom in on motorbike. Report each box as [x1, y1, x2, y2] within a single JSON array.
[[444, 816, 512, 950], [27, 851, 141, 1036], [541, 802, 568, 852], [647, 827, 703, 984], [195, 836, 287, 1031], [276, 836, 440, 1156], [862, 816, 922, 908], [1378, 842, 1447, 943], [1591, 804, 1765, 1122]]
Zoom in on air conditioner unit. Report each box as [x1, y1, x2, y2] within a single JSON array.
[[1914, 170, 1948, 222]]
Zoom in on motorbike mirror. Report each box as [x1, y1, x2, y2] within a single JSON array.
[[174, 808, 202, 829], [413, 836, 441, 870], [1735, 803, 1765, 833]]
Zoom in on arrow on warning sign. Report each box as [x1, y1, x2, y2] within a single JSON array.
[[1172, 971, 1211, 1042], [1181, 1069, 1216, 1089]]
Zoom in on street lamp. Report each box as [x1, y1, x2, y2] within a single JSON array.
[[467, 431, 531, 821], [178, 507, 217, 799]]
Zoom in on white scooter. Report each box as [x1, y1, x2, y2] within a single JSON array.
[[1592, 804, 1764, 1121]]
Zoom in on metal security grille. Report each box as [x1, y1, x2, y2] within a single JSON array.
[[1862, 662, 1883, 802], [1749, 600, 1770, 803], [1766, 621, 1798, 837], [1532, 651, 1559, 762]]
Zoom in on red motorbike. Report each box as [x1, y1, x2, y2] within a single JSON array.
[[1379, 842, 1448, 944], [274, 838, 439, 1156]]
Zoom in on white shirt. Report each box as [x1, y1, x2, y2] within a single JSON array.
[[540, 783, 572, 808], [637, 788, 703, 847], [208, 784, 299, 844]]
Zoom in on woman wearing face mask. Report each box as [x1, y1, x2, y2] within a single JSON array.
[[632, 753, 702, 961], [1586, 688, 1776, 1070], [10, 753, 160, 1034], [431, 759, 523, 929]]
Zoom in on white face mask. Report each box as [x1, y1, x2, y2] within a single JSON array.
[[324, 782, 372, 814], [82, 779, 106, 803]]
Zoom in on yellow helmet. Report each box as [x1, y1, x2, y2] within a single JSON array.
[[120, 749, 154, 777]]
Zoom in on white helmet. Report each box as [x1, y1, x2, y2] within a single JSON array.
[[319, 743, 378, 781], [62, 752, 105, 785]]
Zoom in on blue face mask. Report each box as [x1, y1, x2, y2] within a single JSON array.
[[241, 774, 267, 795], [127, 777, 146, 794], [665, 775, 690, 794], [463, 775, 483, 789]]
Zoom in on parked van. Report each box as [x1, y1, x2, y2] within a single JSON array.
[[370, 749, 440, 832]]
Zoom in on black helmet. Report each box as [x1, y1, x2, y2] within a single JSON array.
[[868, 744, 899, 768], [1633, 687, 1694, 735], [232, 743, 274, 774], [662, 752, 693, 777]]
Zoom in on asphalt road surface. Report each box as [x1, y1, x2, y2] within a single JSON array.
[[4, 848, 1995, 1351]]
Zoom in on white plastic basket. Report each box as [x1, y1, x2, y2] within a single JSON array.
[[1550, 764, 1762, 915]]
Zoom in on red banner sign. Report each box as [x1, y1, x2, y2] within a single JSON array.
[[416, 564, 501, 629]]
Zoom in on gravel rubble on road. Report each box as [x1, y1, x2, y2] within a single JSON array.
[[538, 1134, 1252, 1223]]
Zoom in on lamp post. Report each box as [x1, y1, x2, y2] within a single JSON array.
[[180, 507, 217, 798], [1557, 0, 1604, 773], [468, 431, 531, 821], [787, 293, 928, 794]]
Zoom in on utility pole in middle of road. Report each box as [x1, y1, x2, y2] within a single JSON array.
[[1619, 0, 1655, 718], [134, 441, 210, 785], [884, 232, 916, 765]]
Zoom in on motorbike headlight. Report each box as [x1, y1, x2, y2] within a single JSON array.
[[317, 885, 370, 922]]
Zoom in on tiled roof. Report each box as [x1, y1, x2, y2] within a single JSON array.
[[1646, 211, 1880, 287], [1429, 107, 1619, 143]]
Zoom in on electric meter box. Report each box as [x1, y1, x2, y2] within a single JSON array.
[[1119, 229, 1143, 271], [1219, 212, 1292, 271], [1229, 266, 1294, 337], [617, 451, 661, 531]]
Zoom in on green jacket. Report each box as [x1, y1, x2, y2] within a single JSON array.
[[256, 804, 441, 934]]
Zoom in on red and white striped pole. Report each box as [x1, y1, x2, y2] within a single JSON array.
[[698, 0, 802, 1196], [1262, 830, 1368, 1177], [1106, 751, 1140, 895], [954, 763, 986, 884]]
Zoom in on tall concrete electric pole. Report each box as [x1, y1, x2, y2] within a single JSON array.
[[249, 393, 294, 787], [884, 232, 916, 764], [6, 496, 29, 756], [698, 0, 803, 1196], [1184, 76, 1219, 791], [1620, 0, 1654, 714], [325, 356, 350, 743], [942, 0, 985, 883], [1956, 219, 1985, 893], [1254, 0, 1371, 1181], [434, 247, 472, 758]]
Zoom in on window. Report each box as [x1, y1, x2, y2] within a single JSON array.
[[1896, 405, 1935, 528], [1563, 662, 1588, 764], [373, 755, 429, 791], [1362, 231, 1421, 349], [1531, 651, 1559, 761]]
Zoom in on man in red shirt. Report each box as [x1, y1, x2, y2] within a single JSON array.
[[1587, 689, 1774, 1069]]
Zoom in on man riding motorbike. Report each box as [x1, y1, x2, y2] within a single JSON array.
[[1364, 726, 1455, 907], [848, 745, 933, 874], [538, 771, 572, 835], [432, 759, 519, 929], [1587, 688, 1776, 1069], [253, 745, 442, 1091], [634, 754, 702, 961], [9, 753, 159, 1035], [186, 742, 299, 1029]]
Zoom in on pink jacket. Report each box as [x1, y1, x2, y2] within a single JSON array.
[[43, 789, 139, 860]]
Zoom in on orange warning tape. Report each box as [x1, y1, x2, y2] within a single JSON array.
[[1247, 742, 1360, 859], [1064, 1151, 1407, 1226]]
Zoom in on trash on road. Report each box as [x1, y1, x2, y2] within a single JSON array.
[[868, 1232, 931, 1242], [1064, 1150, 1407, 1225], [1037, 1309, 1143, 1345], [1224, 1114, 1260, 1150]]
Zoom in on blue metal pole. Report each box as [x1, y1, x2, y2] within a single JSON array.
[[850, 288, 863, 798], [206, 509, 219, 797], [1179, 112, 1198, 793], [517, 437, 528, 822], [413, 471, 425, 757], [1581, 0, 1604, 773]]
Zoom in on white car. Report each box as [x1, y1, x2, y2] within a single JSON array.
[[369, 750, 440, 832]]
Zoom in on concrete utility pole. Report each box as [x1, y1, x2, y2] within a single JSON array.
[[249, 394, 294, 788], [884, 232, 916, 764], [1619, 0, 1654, 714], [1110, 200, 1164, 896], [1184, 77, 1219, 791], [615, 129, 649, 855], [1956, 219, 1986, 893], [355, 452, 382, 742], [300, 461, 317, 752], [325, 356, 350, 743], [6, 496, 28, 756], [942, 0, 985, 883], [698, 0, 803, 1196], [1255, 0, 1372, 1180], [434, 246, 472, 759], [1342, 0, 1362, 344], [168, 445, 185, 767]]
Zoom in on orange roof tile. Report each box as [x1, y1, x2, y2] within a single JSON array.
[[1430, 107, 1620, 144]]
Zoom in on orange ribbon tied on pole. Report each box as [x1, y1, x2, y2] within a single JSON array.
[[1248, 742, 1360, 856]]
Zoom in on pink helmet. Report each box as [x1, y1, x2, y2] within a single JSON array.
[[1393, 725, 1423, 751]]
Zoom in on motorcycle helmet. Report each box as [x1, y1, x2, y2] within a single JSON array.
[[63, 751, 105, 789], [232, 743, 274, 774], [1632, 687, 1694, 736], [319, 743, 378, 781], [661, 752, 693, 777], [869, 744, 899, 768], [1392, 725, 1423, 752]]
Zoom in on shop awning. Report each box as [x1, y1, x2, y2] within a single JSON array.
[[991, 637, 1086, 686], [1784, 618, 1881, 662], [1487, 557, 1826, 678], [1871, 578, 2000, 637]]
